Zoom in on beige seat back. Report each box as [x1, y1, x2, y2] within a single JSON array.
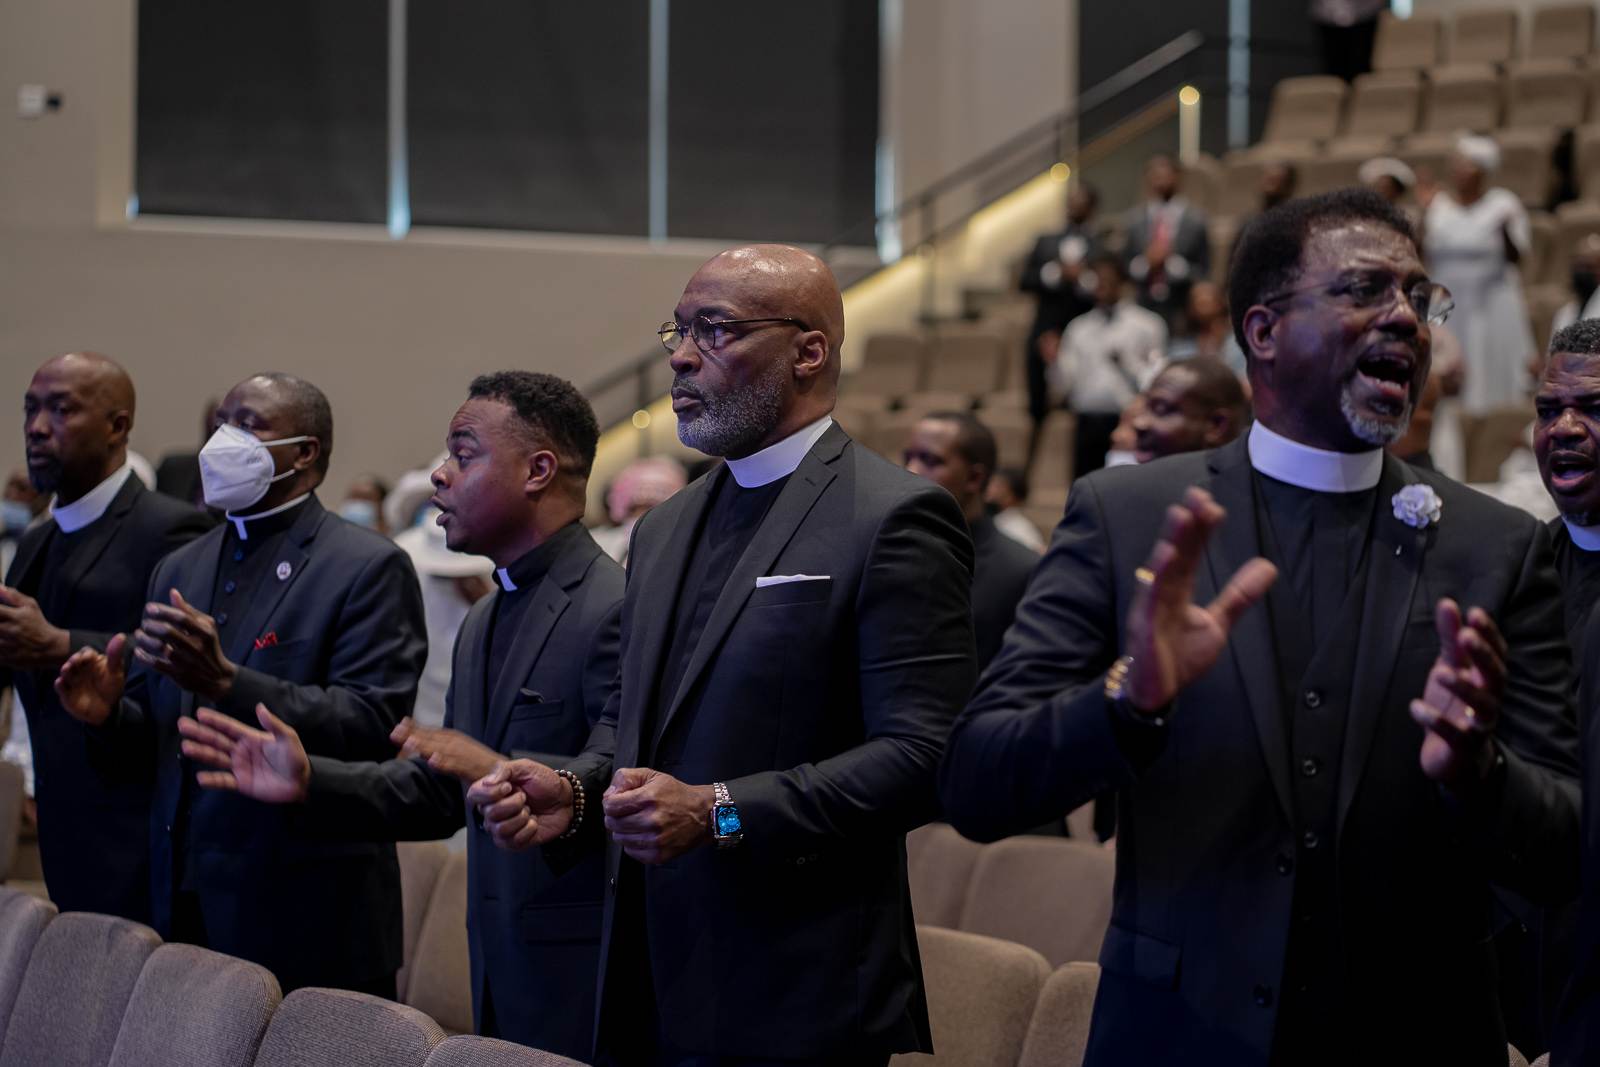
[[0, 913, 160, 1067], [402, 850, 472, 1035], [890, 927, 1050, 1067], [957, 837, 1114, 968], [107, 943, 281, 1067], [253, 987, 446, 1067]]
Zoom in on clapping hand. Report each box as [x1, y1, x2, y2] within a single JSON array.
[[178, 705, 311, 804], [1410, 599, 1507, 791], [54, 634, 128, 726], [1121, 487, 1279, 713], [467, 760, 574, 851], [133, 590, 237, 700], [0, 585, 69, 670], [391, 718, 501, 783]]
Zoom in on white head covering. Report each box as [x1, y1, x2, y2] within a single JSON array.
[[392, 509, 493, 578], [383, 452, 447, 533], [1455, 135, 1500, 174], [1357, 156, 1416, 191]]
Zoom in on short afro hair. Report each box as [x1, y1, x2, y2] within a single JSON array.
[[923, 410, 999, 475], [255, 372, 334, 474], [1227, 187, 1417, 356], [1550, 317, 1600, 357], [468, 371, 600, 479]]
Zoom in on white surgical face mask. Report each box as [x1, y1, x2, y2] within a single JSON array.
[[198, 423, 313, 513]]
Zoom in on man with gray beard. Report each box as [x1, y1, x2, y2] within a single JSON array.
[[467, 245, 977, 1066], [941, 190, 1580, 1066]]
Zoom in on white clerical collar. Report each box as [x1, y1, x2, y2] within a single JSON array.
[[1248, 421, 1383, 493], [225, 493, 311, 540], [50, 464, 134, 534], [725, 416, 833, 489], [495, 567, 518, 592], [1564, 517, 1600, 552]]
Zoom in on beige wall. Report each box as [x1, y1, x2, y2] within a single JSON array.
[[1, 0, 1076, 504]]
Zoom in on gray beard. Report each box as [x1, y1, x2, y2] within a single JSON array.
[[676, 361, 789, 458], [1340, 383, 1410, 447]]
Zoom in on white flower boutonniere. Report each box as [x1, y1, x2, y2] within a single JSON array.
[[1392, 484, 1443, 529]]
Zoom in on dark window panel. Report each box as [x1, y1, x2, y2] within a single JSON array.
[[407, 1, 650, 235], [666, 1, 879, 245], [136, 1, 389, 224]]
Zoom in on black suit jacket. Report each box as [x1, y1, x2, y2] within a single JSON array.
[[1, 476, 209, 919], [1019, 226, 1099, 334], [559, 423, 976, 1062], [303, 528, 622, 1059], [1555, 539, 1600, 1066], [102, 494, 426, 991], [1121, 200, 1211, 321], [971, 515, 1037, 670], [941, 437, 1579, 1066]]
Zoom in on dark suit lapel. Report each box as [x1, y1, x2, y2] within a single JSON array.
[[624, 472, 720, 765], [220, 499, 323, 666], [482, 534, 603, 752], [1337, 457, 1429, 832], [1202, 438, 1295, 823], [52, 477, 144, 620], [653, 426, 844, 746], [4, 522, 52, 591], [454, 597, 493, 737]]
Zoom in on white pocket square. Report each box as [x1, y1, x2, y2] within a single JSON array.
[[755, 574, 831, 588]]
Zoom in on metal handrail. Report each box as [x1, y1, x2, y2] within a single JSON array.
[[586, 29, 1214, 435]]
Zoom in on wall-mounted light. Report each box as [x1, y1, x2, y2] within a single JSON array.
[[1049, 162, 1071, 183], [1178, 85, 1201, 165]]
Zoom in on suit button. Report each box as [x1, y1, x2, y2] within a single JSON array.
[[216, 612, 228, 625], [233, 550, 244, 562], [795, 856, 807, 866], [224, 580, 236, 594], [1275, 854, 1293, 876], [1300, 758, 1320, 778], [164, 824, 172, 834], [1302, 830, 1320, 850], [608, 877, 616, 892], [1302, 689, 1322, 709], [1253, 984, 1273, 1007]]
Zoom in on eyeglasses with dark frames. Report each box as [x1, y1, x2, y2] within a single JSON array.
[[1261, 271, 1454, 327], [657, 314, 811, 355]]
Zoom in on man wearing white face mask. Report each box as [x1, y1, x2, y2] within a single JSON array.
[[54, 371, 426, 998]]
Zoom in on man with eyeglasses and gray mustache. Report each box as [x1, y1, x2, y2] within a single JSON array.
[[467, 244, 977, 1066], [941, 189, 1580, 1067]]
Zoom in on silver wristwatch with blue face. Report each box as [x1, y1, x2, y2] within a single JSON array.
[[709, 781, 743, 849]]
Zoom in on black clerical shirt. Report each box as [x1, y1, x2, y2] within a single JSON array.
[[652, 473, 789, 759], [210, 498, 312, 643], [484, 522, 586, 700]]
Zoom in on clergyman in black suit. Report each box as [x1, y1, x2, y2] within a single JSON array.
[[1536, 322, 1600, 1066], [1019, 182, 1100, 433], [176, 371, 621, 1061], [468, 244, 978, 1066], [941, 189, 1580, 1066], [0, 352, 209, 920], [903, 410, 1037, 670], [55, 372, 427, 996], [1121, 154, 1211, 332]]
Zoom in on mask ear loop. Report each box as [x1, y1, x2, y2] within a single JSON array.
[[262, 435, 316, 484]]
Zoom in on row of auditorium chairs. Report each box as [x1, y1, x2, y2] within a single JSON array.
[[0, 886, 580, 1066], [1264, 65, 1600, 148], [895, 929, 1100, 1067], [841, 327, 1025, 401], [907, 824, 1114, 970], [1373, 6, 1596, 70]]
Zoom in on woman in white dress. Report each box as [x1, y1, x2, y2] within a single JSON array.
[[1420, 135, 1535, 415]]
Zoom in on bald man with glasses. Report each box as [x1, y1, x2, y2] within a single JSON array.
[[468, 244, 977, 1066]]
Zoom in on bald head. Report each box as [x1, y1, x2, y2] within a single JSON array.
[[23, 351, 136, 502], [668, 243, 845, 458]]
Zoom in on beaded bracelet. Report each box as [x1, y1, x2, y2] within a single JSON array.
[[554, 768, 585, 841]]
